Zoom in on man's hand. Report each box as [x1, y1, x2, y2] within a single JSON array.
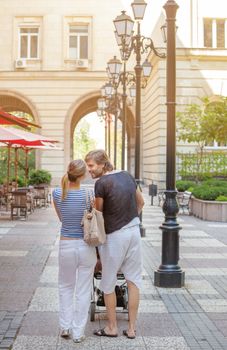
[[136, 188, 144, 214]]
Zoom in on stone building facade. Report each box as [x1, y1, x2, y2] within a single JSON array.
[[0, 0, 226, 187]]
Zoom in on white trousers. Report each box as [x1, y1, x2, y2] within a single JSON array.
[[58, 240, 96, 338]]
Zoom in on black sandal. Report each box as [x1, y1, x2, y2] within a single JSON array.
[[122, 329, 136, 339], [93, 328, 118, 337]]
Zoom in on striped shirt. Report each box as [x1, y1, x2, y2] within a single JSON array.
[[52, 187, 93, 238]]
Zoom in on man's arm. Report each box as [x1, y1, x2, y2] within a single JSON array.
[[95, 197, 104, 212], [136, 188, 144, 214]]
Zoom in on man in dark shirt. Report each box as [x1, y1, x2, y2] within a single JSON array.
[[85, 149, 144, 339]]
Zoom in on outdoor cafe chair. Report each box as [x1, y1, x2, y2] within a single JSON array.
[[33, 185, 49, 208], [11, 191, 29, 220]]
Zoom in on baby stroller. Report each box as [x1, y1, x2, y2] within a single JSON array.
[[90, 256, 129, 321]]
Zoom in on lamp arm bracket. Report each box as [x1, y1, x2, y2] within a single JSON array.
[[142, 37, 166, 58], [118, 71, 135, 87], [125, 72, 135, 85], [141, 78, 148, 89]]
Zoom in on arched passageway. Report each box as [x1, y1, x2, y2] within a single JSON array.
[[65, 92, 136, 172]]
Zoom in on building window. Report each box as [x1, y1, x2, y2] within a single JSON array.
[[204, 18, 226, 48], [69, 24, 88, 59], [19, 27, 39, 58], [217, 19, 225, 47]]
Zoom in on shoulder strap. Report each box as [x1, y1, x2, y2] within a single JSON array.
[[85, 188, 94, 210], [85, 188, 89, 209], [89, 189, 95, 203]]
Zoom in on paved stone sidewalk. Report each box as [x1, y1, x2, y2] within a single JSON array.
[[0, 189, 227, 349]]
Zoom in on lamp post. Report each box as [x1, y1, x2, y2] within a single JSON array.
[[112, 94, 122, 168], [119, 60, 127, 170], [107, 56, 135, 170], [97, 107, 108, 151], [107, 113, 112, 158], [97, 85, 121, 165], [114, 1, 164, 238], [154, 0, 185, 288], [114, 1, 162, 181]]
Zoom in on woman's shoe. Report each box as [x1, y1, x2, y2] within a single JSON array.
[[73, 335, 86, 343], [60, 329, 70, 338]]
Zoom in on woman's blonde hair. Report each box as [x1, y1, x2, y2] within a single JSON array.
[[61, 159, 86, 200], [85, 149, 113, 172]]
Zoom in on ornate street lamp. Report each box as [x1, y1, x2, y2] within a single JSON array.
[[114, 2, 165, 238], [97, 98, 107, 110], [100, 84, 107, 97], [113, 1, 165, 182], [104, 82, 114, 97], [107, 56, 122, 78], [142, 59, 153, 78], [154, 0, 185, 288], [97, 82, 123, 166], [161, 23, 167, 43], [113, 11, 134, 38], [131, 0, 147, 20], [107, 56, 135, 170], [129, 83, 136, 98], [97, 108, 108, 150]]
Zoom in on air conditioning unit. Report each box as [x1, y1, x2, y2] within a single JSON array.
[[15, 59, 27, 68], [75, 59, 89, 69]]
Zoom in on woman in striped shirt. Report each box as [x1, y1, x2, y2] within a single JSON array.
[[53, 159, 96, 343]]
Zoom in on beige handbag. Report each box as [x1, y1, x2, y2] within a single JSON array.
[[81, 190, 106, 246]]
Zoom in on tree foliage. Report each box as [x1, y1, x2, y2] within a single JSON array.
[[176, 96, 227, 182], [73, 120, 97, 159], [176, 96, 227, 150]]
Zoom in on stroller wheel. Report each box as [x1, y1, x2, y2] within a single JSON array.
[[90, 301, 96, 322]]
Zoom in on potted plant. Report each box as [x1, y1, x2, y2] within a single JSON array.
[[190, 179, 227, 222], [28, 169, 52, 186], [28, 169, 52, 208]]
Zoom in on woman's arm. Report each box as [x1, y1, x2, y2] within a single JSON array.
[[53, 200, 62, 222], [136, 188, 145, 214]]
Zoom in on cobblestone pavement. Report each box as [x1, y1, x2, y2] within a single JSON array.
[[0, 189, 227, 349]]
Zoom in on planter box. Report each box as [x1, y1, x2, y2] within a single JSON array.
[[191, 197, 227, 222]]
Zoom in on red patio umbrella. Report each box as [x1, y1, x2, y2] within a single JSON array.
[[0, 126, 58, 146], [0, 126, 59, 185], [0, 109, 41, 129]]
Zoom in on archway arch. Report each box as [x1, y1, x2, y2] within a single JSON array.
[[0, 90, 41, 181], [0, 90, 40, 125], [64, 91, 135, 171]]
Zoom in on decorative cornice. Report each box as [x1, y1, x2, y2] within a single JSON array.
[[176, 48, 227, 61], [0, 71, 108, 81]]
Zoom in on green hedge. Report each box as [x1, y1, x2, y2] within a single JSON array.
[[202, 179, 227, 187], [177, 179, 227, 201], [216, 195, 227, 202], [192, 185, 227, 200], [176, 180, 196, 192]]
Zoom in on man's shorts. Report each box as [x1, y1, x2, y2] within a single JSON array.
[[98, 219, 142, 294]]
